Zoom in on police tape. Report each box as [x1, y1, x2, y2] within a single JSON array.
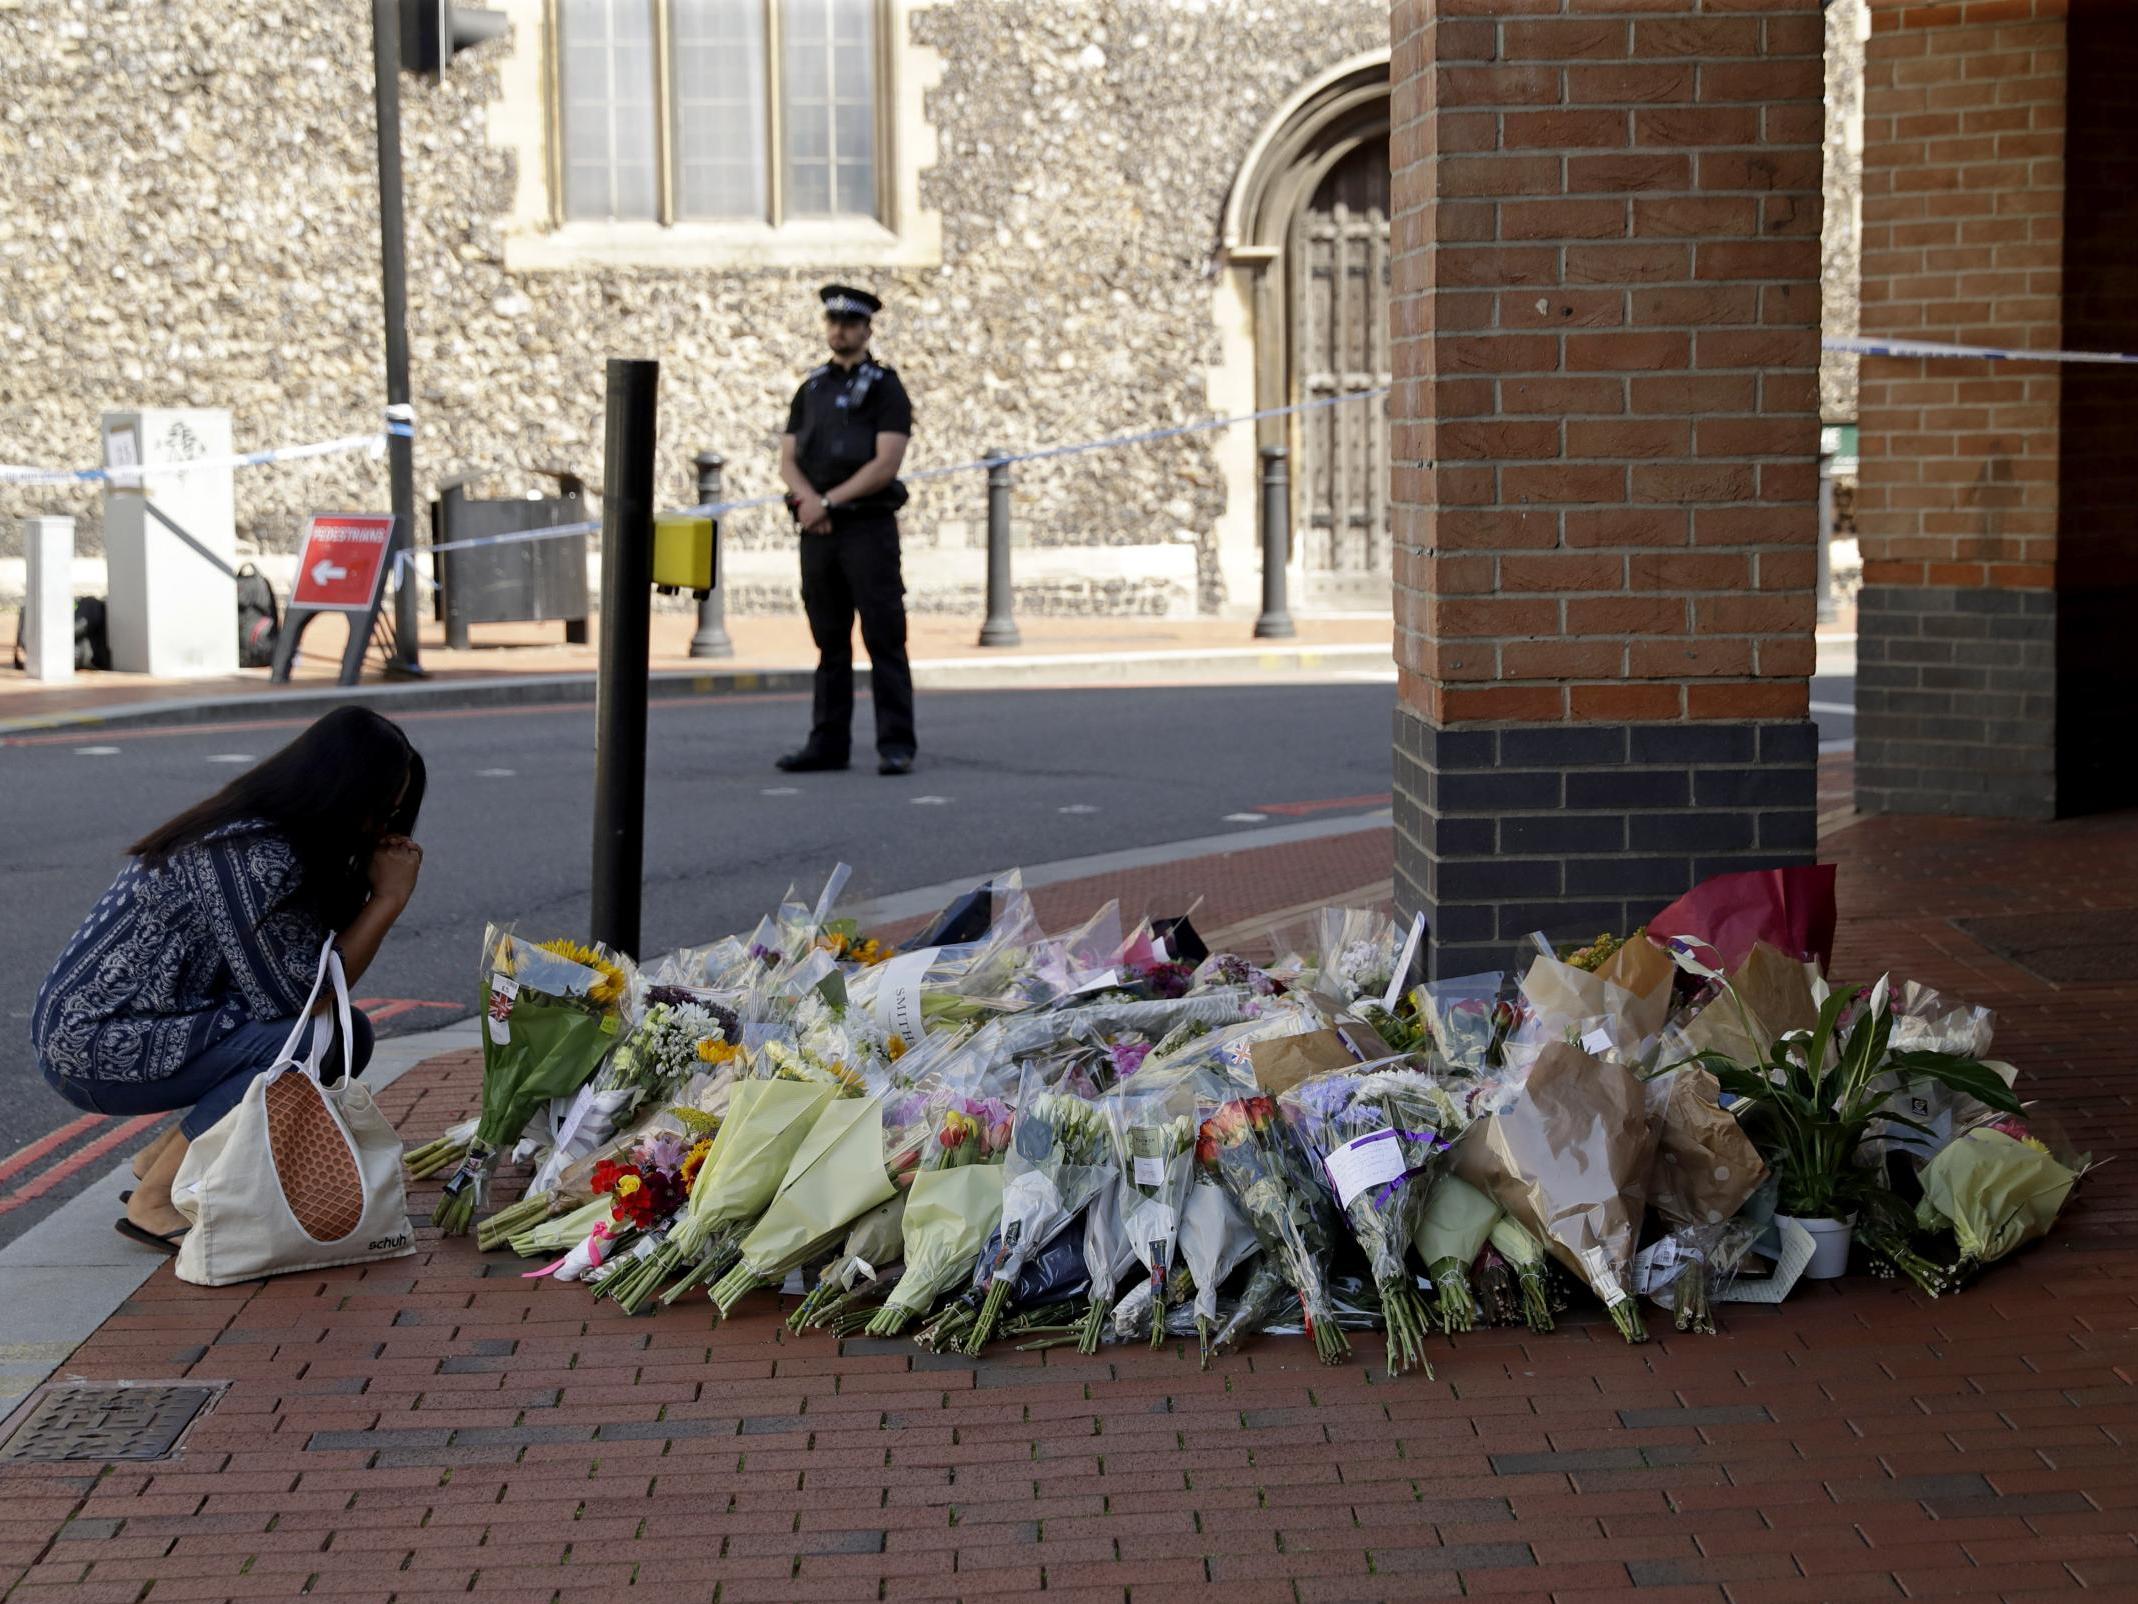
[[1822, 334, 2138, 365], [0, 415, 405, 488], [394, 386, 1396, 582]]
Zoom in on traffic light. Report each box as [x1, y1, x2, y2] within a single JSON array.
[[400, 0, 507, 79]]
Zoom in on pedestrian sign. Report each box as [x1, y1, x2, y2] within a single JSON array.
[[292, 513, 396, 611], [271, 512, 402, 687]]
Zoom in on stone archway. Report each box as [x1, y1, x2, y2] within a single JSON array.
[[1210, 52, 1392, 615]]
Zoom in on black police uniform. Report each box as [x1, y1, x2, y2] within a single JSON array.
[[786, 352, 916, 763]]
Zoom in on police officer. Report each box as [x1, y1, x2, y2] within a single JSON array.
[[776, 285, 918, 776]]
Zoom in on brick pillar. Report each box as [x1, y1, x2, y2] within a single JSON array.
[[1390, 1, 1824, 978], [1855, 0, 2138, 820]]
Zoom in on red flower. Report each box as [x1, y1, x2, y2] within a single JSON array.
[[591, 1159, 626, 1196]]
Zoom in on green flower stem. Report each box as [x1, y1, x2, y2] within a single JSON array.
[[1074, 1298, 1108, 1355], [709, 1265, 771, 1318], [962, 1279, 1013, 1356], [1606, 1294, 1649, 1344], [863, 1300, 918, 1338], [1427, 1260, 1475, 1334], [1380, 1283, 1434, 1378], [1514, 1264, 1555, 1333]]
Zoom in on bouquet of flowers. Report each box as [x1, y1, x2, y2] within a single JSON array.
[[1456, 1043, 1657, 1342], [526, 983, 741, 1200], [1283, 1063, 1465, 1374], [1639, 1064, 1768, 1333], [962, 1073, 1113, 1352], [523, 1131, 690, 1282], [1173, 1175, 1258, 1363], [1414, 1174, 1501, 1333], [789, 1194, 906, 1330], [709, 1092, 901, 1317], [1099, 1072, 1198, 1349], [864, 1092, 1012, 1335], [617, 1069, 839, 1312], [433, 928, 633, 1235], [1309, 908, 1402, 1005], [1074, 1169, 1140, 1354], [1196, 1087, 1352, 1364]]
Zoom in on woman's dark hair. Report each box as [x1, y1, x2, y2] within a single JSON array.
[[130, 708, 426, 930]]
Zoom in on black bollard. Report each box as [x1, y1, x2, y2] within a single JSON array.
[[1254, 443, 1296, 640], [590, 358, 660, 958], [977, 448, 1021, 648], [688, 450, 735, 658]]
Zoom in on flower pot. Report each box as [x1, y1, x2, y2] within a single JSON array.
[[1783, 1214, 1855, 1280]]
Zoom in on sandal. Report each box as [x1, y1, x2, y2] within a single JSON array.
[[113, 1218, 187, 1256]]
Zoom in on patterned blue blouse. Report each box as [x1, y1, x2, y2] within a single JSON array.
[[32, 821, 330, 1085]]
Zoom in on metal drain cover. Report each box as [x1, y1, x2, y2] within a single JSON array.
[[0, 1384, 220, 1463]]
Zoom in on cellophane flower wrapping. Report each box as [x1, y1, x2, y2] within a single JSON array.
[[1309, 908, 1401, 1006], [1098, 1068, 1199, 1344], [965, 1068, 1113, 1342], [532, 980, 741, 1196], [1866, 981, 2005, 1164], [869, 1035, 1018, 1328], [1282, 1062, 1465, 1372], [1195, 1082, 1352, 1363], [434, 927, 635, 1233], [1173, 1177, 1257, 1359]]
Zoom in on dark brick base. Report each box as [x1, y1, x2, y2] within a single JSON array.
[[1854, 585, 2055, 821], [1393, 710, 1817, 978]]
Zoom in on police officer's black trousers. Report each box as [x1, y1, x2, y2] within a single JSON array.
[[798, 516, 916, 759]]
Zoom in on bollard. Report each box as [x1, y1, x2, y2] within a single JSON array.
[[21, 516, 77, 681], [688, 450, 735, 658], [977, 449, 1020, 648], [438, 480, 472, 651], [1254, 443, 1296, 640], [371, 0, 422, 677], [590, 358, 661, 958]]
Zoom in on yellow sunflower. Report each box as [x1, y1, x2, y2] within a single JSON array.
[[536, 938, 628, 1008]]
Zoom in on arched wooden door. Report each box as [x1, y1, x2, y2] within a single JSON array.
[[1291, 137, 1392, 608]]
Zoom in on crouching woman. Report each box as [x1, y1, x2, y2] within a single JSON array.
[[31, 708, 426, 1253]]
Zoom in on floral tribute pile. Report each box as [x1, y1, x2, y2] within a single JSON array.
[[414, 864, 2091, 1371]]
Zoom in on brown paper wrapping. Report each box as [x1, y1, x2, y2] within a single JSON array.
[[1520, 945, 1673, 1048], [1678, 941, 1821, 1066], [1248, 1021, 1395, 1096], [1453, 1043, 1657, 1301], [1644, 1065, 1767, 1229]]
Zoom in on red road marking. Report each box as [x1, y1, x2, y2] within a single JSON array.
[[355, 997, 461, 1025], [0, 1114, 165, 1215], [0, 1113, 108, 1188], [1252, 793, 1392, 817]]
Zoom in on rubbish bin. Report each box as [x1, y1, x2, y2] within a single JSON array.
[[431, 471, 592, 649]]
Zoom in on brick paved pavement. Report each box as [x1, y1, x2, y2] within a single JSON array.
[[4, 807, 2133, 1603]]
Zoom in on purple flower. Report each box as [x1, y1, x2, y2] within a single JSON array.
[[1110, 1042, 1153, 1079]]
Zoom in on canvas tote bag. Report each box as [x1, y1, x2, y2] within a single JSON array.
[[173, 946, 415, 1286]]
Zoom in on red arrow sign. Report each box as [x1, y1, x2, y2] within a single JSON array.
[[292, 514, 394, 611]]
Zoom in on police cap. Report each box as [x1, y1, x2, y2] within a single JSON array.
[[819, 284, 882, 319]]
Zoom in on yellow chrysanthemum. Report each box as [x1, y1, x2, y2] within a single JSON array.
[[536, 938, 627, 1008], [887, 1034, 908, 1062], [697, 1038, 741, 1066]]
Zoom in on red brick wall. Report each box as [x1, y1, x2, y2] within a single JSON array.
[[1389, 0, 1825, 733], [1856, 0, 2068, 593]]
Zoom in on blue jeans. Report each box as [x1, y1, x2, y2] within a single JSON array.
[[45, 1011, 375, 1140]]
